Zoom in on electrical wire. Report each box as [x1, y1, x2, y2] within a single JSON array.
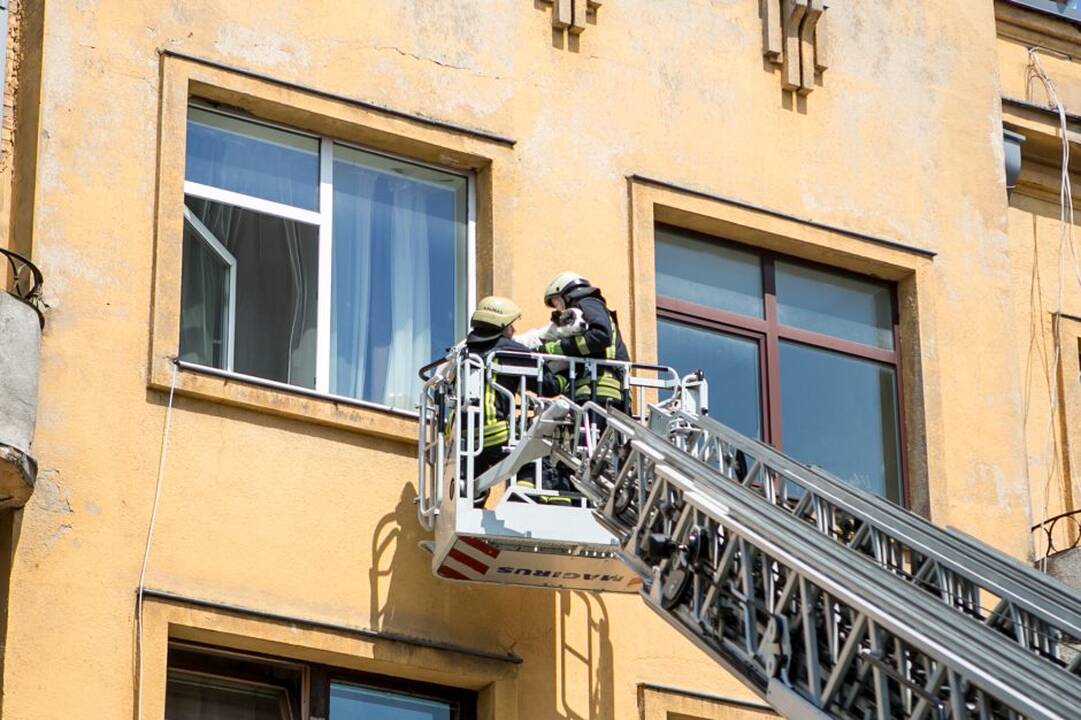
[[133, 360, 178, 720], [1024, 48, 1081, 571]]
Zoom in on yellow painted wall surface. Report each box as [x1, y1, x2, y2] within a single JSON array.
[[0, 1, 1063, 718], [996, 1, 1081, 556]]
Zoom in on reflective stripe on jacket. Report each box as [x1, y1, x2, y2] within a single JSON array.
[[543, 294, 628, 402], [464, 334, 559, 448]]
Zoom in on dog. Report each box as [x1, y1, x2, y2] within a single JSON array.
[[514, 308, 587, 351]]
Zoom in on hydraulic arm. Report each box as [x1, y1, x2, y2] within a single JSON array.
[[417, 352, 1081, 718]]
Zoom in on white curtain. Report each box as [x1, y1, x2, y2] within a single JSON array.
[[330, 168, 435, 410], [383, 183, 432, 409], [330, 169, 378, 400]]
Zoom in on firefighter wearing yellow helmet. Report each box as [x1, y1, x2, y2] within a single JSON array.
[[465, 296, 559, 507], [539, 272, 629, 406]]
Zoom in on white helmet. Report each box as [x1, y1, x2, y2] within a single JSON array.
[[543, 271, 590, 308]]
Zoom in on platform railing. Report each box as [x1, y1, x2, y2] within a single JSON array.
[[417, 350, 686, 528]]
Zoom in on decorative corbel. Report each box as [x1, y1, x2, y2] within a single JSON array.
[[781, 0, 808, 92], [762, 0, 783, 64], [764, 0, 830, 95], [541, 0, 602, 37], [798, 0, 825, 94]]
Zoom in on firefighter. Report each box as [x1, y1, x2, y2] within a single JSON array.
[[536, 271, 629, 408], [465, 296, 559, 507]]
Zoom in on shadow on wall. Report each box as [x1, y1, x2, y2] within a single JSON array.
[[369, 486, 616, 718], [0, 509, 22, 717], [368, 483, 420, 633], [556, 590, 614, 720], [368, 483, 506, 653]]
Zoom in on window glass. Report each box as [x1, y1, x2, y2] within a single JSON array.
[[180, 214, 231, 369], [183, 196, 319, 389], [655, 226, 764, 318], [165, 672, 293, 720], [775, 261, 894, 349], [330, 682, 453, 720], [779, 341, 902, 501], [186, 107, 320, 210], [658, 317, 762, 439], [1010, 0, 1081, 22], [331, 145, 468, 409], [179, 106, 473, 411]]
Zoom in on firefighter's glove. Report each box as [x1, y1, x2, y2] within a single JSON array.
[[514, 326, 549, 350]]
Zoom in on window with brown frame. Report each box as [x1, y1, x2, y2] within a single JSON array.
[[164, 642, 476, 720], [654, 224, 905, 504]]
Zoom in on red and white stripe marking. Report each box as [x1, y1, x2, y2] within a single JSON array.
[[437, 536, 500, 581]]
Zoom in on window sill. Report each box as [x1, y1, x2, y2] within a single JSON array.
[[149, 357, 420, 444]]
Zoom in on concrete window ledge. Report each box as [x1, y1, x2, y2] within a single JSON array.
[[0, 291, 40, 509]]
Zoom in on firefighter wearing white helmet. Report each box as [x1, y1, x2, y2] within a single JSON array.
[[465, 296, 559, 507], [539, 272, 629, 405]]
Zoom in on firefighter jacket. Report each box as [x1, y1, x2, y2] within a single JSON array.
[[466, 331, 560, 448], [541, 289, 629, 403]]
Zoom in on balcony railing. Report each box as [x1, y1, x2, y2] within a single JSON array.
[[1033, 508, 1081, 562], [2, 247, 43, 325]]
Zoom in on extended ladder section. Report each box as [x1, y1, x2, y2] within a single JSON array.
[[416, 352, 1081, 719]]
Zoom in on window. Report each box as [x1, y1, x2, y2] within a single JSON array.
[[165, 644, 304, 720], [330, 683, 452, 719], [654, 225, 904, 503], [1006, 0, 1081, 23], [164, 643, 475, 720], [180, 105, 471, 412]]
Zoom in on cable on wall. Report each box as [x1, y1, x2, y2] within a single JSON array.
[[1024, 47, 1081, 570], [133, 359, 178, 720]]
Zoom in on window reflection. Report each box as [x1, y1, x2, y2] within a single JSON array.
[[775, 261, 894, 349], [330, 682, 453, 720], [655, 226, 764, 318], [779, 341, 902, 501], [657, 317, 762, 439]]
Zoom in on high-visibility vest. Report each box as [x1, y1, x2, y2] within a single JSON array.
[[480, 378, 510, 448], [448, 363, 511, 450], [549, 311, 625, 403]]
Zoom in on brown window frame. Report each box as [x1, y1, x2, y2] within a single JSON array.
[[655, 224, 909, 506], [166, 641, 477, 720]]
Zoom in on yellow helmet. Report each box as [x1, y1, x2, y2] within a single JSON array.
[[543, 271, 590, 307], [471, 295, 522, 329]]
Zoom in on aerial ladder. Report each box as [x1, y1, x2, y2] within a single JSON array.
[[416, 351, 1081, 719]]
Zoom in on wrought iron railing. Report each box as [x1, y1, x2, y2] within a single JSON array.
[[1, 247, 44, 327], [1032, 508, 1081, 562]]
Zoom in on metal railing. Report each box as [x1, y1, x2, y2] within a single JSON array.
[[1, 247, 44, 327], [416, 349, 686, 529], [1033, 509, 1081, 562], [571, 405, 1081, 719]]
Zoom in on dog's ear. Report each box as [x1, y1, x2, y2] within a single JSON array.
[[558, 309, 578, 325]]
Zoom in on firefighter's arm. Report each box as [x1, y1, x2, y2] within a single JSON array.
[[494, 339, 557, 396]]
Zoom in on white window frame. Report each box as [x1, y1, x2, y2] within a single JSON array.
[[181, 105, 477, 414], [182, 205, 238, 372]]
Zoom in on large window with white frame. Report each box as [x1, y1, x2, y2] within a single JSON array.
[[180, 105, 473, 412]]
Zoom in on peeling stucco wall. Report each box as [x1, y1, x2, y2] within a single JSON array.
[[0, 1, 1036, 718]]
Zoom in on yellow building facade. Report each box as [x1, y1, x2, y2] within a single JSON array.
[[1, 1, 1080, 718]]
